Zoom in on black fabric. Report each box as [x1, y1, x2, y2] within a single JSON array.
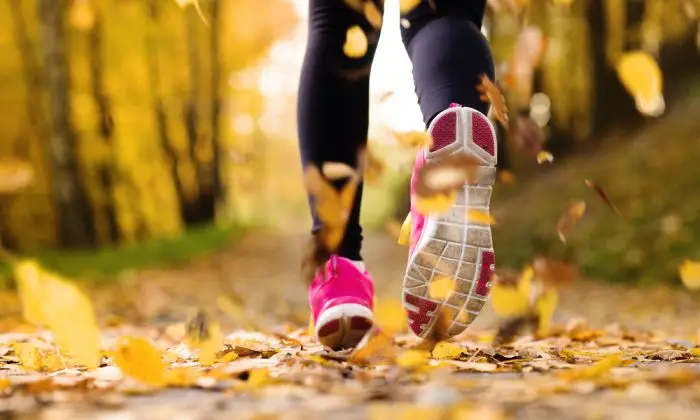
[[297, 0, 493, 261]]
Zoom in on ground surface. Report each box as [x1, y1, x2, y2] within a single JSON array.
[[2, 230, 700, 420]]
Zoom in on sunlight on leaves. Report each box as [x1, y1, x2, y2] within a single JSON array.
[[679, 260, 700, 290], [114, 336, 167, 387], [343, 26, 368, 58]]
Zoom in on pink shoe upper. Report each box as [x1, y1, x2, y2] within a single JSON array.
[[308, 256, 374, 324], [408, 103, 463, 259]]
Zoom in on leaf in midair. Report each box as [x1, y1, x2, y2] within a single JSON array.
[[399, 0, 421, 13], [391, 130, 432, 149], [343, 26, 368, 58], [174, 0, 209, 26], [679, 260, 700, 290], [363, 2, 383, 29], [536, 151, 554, 164], [185, 310, 225, 367], [556, 201, 586, 244], [585, 179, 621, 216], [477, 74, 509, 127], [467, 209, 496, 225]]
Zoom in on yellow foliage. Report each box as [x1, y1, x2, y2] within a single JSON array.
[[616, 51, 665, 116], [490, 267, 533, 319], [397, 213, 412, 245], [679, 260, 700, 290], [374, 299, 406, 335], [344, 26, 368, 58], [431, 341, 464, 360], [396, 350, 430, 369]]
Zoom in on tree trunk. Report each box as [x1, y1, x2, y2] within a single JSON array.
[[38, 0, 95, 248], [88, 10, 120, 244], [208, 0, 223, 218]]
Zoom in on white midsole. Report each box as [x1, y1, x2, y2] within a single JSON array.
[[314, 303, 373, 337]]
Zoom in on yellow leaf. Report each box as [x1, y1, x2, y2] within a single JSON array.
[[399, 0, 421, 13], [489, 268, 533, 318], [13, 260, 45, 326], [40, 273, 101, 369], [535, 289, 558, 336], [467, 209, 496, 225], [218, 350, 239, 363], [165, 366, 201, 387], [69, 0, 95, 31], [0, 377, 9, 390], [392, 130, 432, 149], [350, 328, 397, 365], [536, 151, 554, 164], [414, 191, 457, 214], [374, 299, 406, 335], [397, 213, 412, 246], [498, 170, 516, 185], [307, 354, 337, 367], [429, 276, 454, 300], [15, 342, 42, 371], [616, 51, 664, 116], [113, 336, 167, 387], [247, 368, 271, 388], [679, 260, 700, 290], [343, 26, 368, 58], [431, 341, 464, 360], [560, 354, 622, 381], [363, 2, 383, 29], [396, 350, 429, 369], [185, 311, 224, 366], [308, 313, 315, 337]]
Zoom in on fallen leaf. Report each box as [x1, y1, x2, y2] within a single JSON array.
[[13, 260, 46, 326], [532, 257, 578, 289], [343, 25, 368, 58], [431, 341, 465, 360], [396, 350, 430, 369], [113, 336, 167, 387], [556, 201, 586, 244], [350, 327, 397, 365]]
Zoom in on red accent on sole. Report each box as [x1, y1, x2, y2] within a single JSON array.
[[404, 292, 439, 336], [449, 103, 462, 109], [429, 112, 457, 153], [471, 113, 495, 157], [474, 250, 495, 297], [350, 316, 373, 330], [317, 319, 340, 337]]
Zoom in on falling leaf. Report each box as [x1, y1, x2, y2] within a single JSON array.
[[536, 151, 554, 164], [363, 2, 383, 29], [13, 260, 46, 326], [0, 156, 34, 194], [532, 257, 578, 289], [489, 268, 533, 319], [391, 130, 432, 149], [358, 146, 385, 184], [0, 377, 9, 391], [396, 350, 429, 369], [349, 327, 397, 365], [322, 162, 355, 180], [399, 0, 421, 13], [247, 368, 272, 388], [414, 153, 480, 197], [679, 260, 700, 290], [616, 51, 664, 117], [556, 201, 586, 244], [414, 192, 457, 215], [300, 234, 332, 285], [173, 0, 209, 26], [113, 336, 167, 387], [185, 310, 224, 366], [477, 74, 509, 127], [343, 26, 368, 58], [498, 170, 516, 185], [584, 179, 621, 215], [431, 341, 465, 360], [429, 276, 454, 300], [374, 299, 406, 335], [397, 213, 412, 246], [535, 289, 558, 336], [467, 209, 496, 225]]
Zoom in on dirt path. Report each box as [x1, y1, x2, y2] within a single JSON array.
[[4, 230, 700, 420]]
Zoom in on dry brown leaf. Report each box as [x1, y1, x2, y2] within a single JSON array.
[[556, 201, 586, 244], [414, 153, 480, 197], [585, 179, 621, 216], [477, 74, 509, 127], [532, 257, 578, 289]]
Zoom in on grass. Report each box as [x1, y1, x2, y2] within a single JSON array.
[[490, 83, 700, 286], [0, 223, 243, 288]]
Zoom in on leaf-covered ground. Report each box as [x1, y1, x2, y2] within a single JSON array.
[[2, 231, 700, 419]]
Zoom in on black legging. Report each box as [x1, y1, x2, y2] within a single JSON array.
[[297, 0, 494, 261]]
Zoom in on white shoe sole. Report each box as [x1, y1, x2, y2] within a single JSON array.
[[402, 106, 498, 339], [315, 303, 374, 350]]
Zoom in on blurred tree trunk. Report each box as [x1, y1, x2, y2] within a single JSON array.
[[88, 9, 120, 244], [209, 0, 223, 219], [38, 0, 95, 248]]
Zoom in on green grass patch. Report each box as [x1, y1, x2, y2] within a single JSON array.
[[0, 223, 243, 288], [491, 85, 700, 286]]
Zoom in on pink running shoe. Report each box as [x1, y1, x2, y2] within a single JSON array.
[[309, 256, 374, 350], [403, 104, 497, 339]]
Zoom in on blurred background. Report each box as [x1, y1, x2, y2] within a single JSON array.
[[0, 0, 699, 328]]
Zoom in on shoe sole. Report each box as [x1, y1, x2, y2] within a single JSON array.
[[315, 303, 374, 350], [402, 107, 497, 339]]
